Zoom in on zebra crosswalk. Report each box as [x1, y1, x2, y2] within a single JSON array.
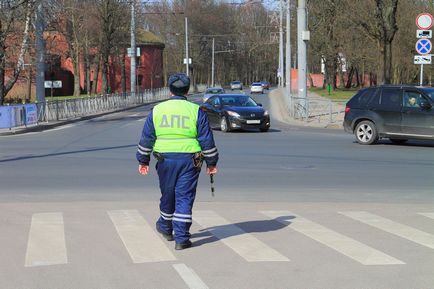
[[21, 209, 434, 270]]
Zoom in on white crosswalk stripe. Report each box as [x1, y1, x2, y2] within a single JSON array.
[[261, 210, 404, 265], [108, 210, 176, 263], [19, 209, 434, 269], [194, 210, 289, 262], [418, 212, 434, 220], [25, 212, 68, 267], [340, 211, 434, 250], [173, 263, 209, 289]]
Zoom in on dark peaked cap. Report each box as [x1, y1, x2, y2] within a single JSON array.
[[168, 73, 190, 94]]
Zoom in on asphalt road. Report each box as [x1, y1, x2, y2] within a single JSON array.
[[0, 88, 433, 289]]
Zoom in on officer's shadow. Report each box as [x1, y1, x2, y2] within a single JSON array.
[[191, 215, 296, 247]]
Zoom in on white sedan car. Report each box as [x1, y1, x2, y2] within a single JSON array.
[[250, 82, 264, 94]]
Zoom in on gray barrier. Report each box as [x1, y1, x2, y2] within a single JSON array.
[[36, 88, 170, 123]]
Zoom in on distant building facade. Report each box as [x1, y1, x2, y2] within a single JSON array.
[[42, 30, 165, 96]]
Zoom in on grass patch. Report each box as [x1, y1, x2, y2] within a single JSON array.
[[310, 87, 359, 102], [46, 95, 93, 102]]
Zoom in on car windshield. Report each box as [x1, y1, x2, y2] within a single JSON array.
[[231, 81, 240, 84], [419, 87, 434, 101], [252, 83, 262, 86], [221, 95, 257, 107], [206, 88, 223, 94]]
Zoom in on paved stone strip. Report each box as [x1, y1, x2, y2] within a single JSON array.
[[25, 212, 68, 267], [194, 210, 289, 262], [108, 210, 176, 263], [261, 210, 404, 265]]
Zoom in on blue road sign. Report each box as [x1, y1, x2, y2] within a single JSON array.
[[416, 39, 432, 55]]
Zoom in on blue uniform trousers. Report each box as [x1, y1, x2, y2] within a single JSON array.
[[156, 153, 200, 244]]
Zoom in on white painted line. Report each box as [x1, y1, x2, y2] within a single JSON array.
[[108, 210, 176, 263], [173, 263, 209, 289], [418, 212, 434, 220], [136, 118, 146, 122], [194, 210, 289, 262], [25, 212, 68, 267], [261, 211, 404, 265], [44, 124, 75, 132], [340, 211, 434, 250]]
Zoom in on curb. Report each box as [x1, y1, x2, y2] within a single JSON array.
[[0, 100, 162, 136]]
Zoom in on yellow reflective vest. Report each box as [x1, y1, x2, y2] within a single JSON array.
[[153, 99, 202, 153]]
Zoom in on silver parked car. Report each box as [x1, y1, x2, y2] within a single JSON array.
[[203, 87, 225, 102], [230, 81, 243, 90]]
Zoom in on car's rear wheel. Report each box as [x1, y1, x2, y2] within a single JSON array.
[[355, 120, 378, 145], [389, 138, 408, 144], [220, 117, 230, 132]]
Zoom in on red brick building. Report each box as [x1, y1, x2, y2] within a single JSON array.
[[44, 30, 165, 96]]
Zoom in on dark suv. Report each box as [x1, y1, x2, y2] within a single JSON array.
[[343, 85, 434, 144]]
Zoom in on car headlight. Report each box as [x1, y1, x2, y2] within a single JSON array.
[[264, 110, 269, 116], [227, 111, 240, 118]]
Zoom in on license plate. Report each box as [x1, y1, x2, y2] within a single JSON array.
[[246, 120, 260, 124]]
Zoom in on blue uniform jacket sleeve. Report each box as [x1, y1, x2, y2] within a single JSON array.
[[136, 110, 156, 165], [197, 108, 219, 167]]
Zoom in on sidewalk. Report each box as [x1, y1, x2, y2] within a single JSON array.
[[0, 102, 154, 136], [269, 87, 345, 129]]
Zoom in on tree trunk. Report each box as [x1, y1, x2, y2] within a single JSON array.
[[346, 67, 354, 88], [383, 40, 393, 84], [120, 53, 126, 94], [73, 55, 81, 96], [92, 55, 100, 95]]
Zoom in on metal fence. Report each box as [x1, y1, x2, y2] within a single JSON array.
[[36, 87, 170, 123], [291, 97, 346, 124]]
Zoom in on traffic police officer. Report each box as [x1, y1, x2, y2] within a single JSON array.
[[136, 73, 219, 250]]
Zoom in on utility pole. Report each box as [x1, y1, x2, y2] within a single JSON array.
[[285, 0, 292, 115], [211, 38, 215, 87], [130, 0, 136, 94], [35, 0, 45, 104], [185, 17, 189, 76], [279, 0, 284, 87], [297, 0, 308, 116]]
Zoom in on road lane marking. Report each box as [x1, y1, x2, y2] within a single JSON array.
[[173, 263, 209, 289], [44, 124, 75, 132], [261, 210, 404, 265], [25, 212, 67, 267], [340, 211, 434, 250], [194, 210, 289, 262], [108, 210, 176, 263], [418, 212, 434, 220]]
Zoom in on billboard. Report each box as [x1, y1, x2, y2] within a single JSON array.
[[0, 104, 38, 129]]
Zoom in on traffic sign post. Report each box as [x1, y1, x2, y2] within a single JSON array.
[[414, 55, 432, 65], [415, 39, 432, 54], [415, 13, 434, 86], [416, 13, 433, 30], [416, 30, 432, 38]]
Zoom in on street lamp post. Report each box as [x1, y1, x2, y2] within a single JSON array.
[[211, 38, 215, 87], [285, 0, 292, 115], [185, 17, 189, 76], [130, 0, 136, 94]]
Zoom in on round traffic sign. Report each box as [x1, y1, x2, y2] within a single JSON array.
[[416, 13, 433, 30], [416, 39, 432, 55]]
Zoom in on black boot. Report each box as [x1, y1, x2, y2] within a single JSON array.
[[156, 223, 174, 241], [175, 240, 192, 250]]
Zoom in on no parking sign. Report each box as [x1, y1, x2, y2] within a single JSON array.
[[415, 38, 432, 55]]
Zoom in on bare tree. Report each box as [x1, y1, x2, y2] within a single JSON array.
[[0, 0, 34, 105]]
